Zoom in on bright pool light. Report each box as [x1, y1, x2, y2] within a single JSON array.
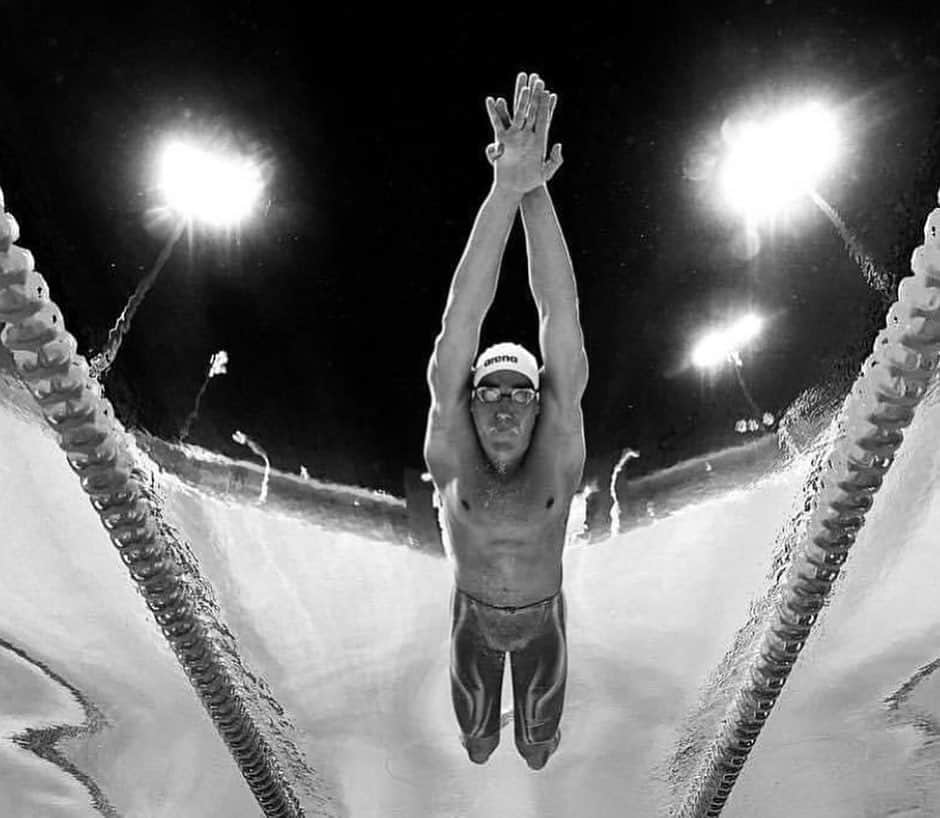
[[158, 140, 263, 226], [718, 102, 840, 219], [692, 313, 764, 369]]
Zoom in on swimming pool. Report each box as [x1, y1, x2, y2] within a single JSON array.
[[2, 355, 940, 816], [3, 197, 940, 817]]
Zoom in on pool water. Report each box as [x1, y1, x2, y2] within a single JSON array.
[[2, 374, 940, 817]]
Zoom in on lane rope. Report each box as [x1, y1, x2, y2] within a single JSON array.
[[678, 190, 940, 816], [0, 189, 305, 818]]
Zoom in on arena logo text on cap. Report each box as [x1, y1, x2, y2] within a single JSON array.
[[482, 354, 518, 367], [472, 342, 540, 389]]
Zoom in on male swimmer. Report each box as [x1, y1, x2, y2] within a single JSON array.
[[423, 71, 588, 770]]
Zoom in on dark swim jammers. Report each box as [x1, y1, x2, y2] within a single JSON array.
[[449, 587, 567, 760]]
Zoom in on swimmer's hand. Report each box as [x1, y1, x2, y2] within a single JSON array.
[[485, 71, 563, 194]]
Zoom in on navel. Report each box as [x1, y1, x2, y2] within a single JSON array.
[[461, 499, 471, 511], [546, 497, 555, 509]]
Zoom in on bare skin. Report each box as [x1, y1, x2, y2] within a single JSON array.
[[425, 72, 588, 607]]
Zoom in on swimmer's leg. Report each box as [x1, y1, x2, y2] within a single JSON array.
[[510, 593, 567, 770], [450, 589, 505, 764]]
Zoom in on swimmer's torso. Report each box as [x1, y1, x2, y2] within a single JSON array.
[[431, 413, 583, 607]]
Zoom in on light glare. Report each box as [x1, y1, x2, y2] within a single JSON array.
[[692, 313, 764, 369], [719, 102, 840, 219], [159, 141, 263, 226]]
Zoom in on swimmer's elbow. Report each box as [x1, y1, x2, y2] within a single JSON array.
[[427, 334, 473, 405]]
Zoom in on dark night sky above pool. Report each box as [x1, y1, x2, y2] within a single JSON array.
[[1, 2, 939, 493]]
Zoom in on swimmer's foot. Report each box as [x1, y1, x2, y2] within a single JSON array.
[[518, 729, 561, 770], [461, 732, 499, 764]]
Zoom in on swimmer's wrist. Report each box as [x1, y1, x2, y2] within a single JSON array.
[[522, 183, 549, 201], [489, 182, 525, 205]]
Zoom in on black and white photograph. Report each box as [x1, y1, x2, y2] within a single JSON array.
[[1, 3, 940, 816]]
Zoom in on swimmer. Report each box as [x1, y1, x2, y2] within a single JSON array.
[[423, 71, 588, 770]]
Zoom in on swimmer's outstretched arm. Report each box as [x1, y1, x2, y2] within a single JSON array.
[[426, 180, 519, 418], [518, 74, 589, 416], [426, 73, 559, 439]]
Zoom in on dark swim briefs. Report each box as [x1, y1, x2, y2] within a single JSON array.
[[449, 586, 567, 765]]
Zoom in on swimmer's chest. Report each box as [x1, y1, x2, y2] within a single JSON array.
[[446, 460, 565, 532]]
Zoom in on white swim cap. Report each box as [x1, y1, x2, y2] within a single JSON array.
[[472, 342, 540, 389]]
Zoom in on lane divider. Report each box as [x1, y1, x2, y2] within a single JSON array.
[[0, 190, 305, 818], [677, 192, 940, 817]]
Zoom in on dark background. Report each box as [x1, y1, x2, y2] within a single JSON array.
[[1, 1, 938, 494]]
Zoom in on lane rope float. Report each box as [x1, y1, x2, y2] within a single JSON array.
[[0, 188, 305, 818], [678, 189, 940, 817]]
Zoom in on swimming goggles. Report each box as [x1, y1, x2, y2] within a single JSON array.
[[472, 386, 539, 405]]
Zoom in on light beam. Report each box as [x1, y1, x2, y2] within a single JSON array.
[[692, 313, 764, 370], [718, 102, 840, 220], [158, 140, 264, 227]]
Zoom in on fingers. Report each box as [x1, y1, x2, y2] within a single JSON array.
[[495, 97, 511, 129], [525, 77, 545, 131], [485, 97, 505, 134], [546, 92, 558, 131], [534, 88, 555, 139], [486, 95, 513, 132], [534, 91, 557, 143], [513, 71, 527, 119], [485, 142, 505, 164], [507, 71, 554, 134], [512, 86, 530, 130], [543, 143, 564, 181]]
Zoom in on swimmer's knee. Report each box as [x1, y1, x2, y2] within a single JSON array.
[[461, 732, 500, 764], [516, 729, 560, 770]]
